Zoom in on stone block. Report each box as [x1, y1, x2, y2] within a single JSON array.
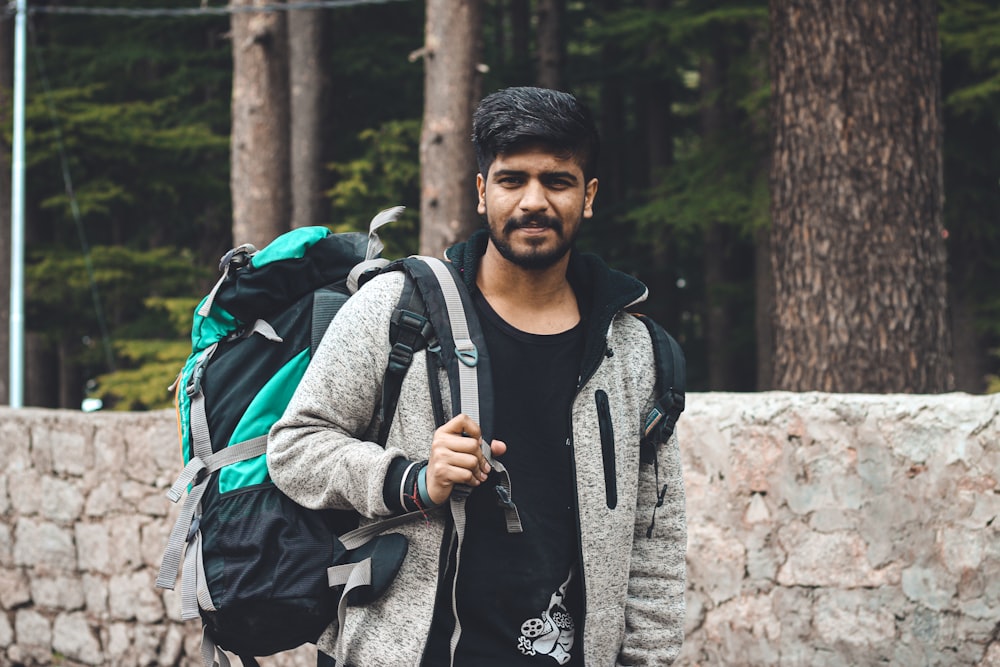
[[776, 521, 900, 588], [81, 574, 108, 615], [92, 423, 128, 480], [7, 470, 42, 516], [55, 428, 93, 478], [160, 623, 186, 666], [104, 622, 132, 663], [84, 480, 119, 517], [0, 476, 10, 517], [132, 623, 167, 665], [39, 476, 85, 524], [0, 612, 11, 648], [126, 420, 177, 486], [698, 593, 781, 666], [979, 642, 1000, 667], [141, 518, 172, 570], [75, 522, 111, 574], [107, 515, 144, 572], [687, 521, 746, 605], [0, 415, 31, 475], [14, 608, 51, 647], [33, 422, 92, 476], [811, 589, 896, 648], [0, 568, 30, 609], [14, 518, 76, 571], [902, 565, 960, 611], [0, 525, 13, 567], [30, 574, 85, 611], [108, 570, 163, 623], [52, 612, 103, 665]]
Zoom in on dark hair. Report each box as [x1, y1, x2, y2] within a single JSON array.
[[472, 87, 600, 180]]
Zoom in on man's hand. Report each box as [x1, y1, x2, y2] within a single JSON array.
[[426, 414, 507, 505]]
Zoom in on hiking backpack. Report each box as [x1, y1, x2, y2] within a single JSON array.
[[154, 208, 501, 666]]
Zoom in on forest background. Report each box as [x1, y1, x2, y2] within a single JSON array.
[[0, 0, 997, 411]]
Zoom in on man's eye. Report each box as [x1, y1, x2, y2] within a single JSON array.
[[498, 177, 523, 186]]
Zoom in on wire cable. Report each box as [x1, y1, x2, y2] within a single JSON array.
[[4, 0, 409, 20]]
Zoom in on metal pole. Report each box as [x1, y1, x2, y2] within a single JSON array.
[[9, 0, 27, 407]]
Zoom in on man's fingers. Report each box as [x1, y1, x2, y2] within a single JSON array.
[[441, 413, 482, 440], [490, 439, 507, 457]]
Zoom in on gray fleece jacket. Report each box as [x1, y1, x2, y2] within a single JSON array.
[[268, 231, 687, 666]]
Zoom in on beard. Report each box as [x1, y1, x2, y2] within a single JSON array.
[[486, 211, 579, 270]]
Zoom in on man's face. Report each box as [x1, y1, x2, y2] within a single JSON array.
[[477, 145, 598, 271]]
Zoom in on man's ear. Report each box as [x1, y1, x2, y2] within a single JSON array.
[[477, 173, 487, 215], [583, 178, 599, 219]]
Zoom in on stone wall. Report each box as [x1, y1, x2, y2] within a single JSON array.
[[0, 392, 996, 666]]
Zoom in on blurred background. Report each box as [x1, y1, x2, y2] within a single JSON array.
[[0, 0, 996, 410]]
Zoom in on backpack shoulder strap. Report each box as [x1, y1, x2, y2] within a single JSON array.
[[634, 314, 686, 461], [311, 288, 350, 357], [377, 276, 434, 445], [390, 256, 522, 533]]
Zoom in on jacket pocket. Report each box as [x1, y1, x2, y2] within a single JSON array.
[[595, 390, 617, 509]]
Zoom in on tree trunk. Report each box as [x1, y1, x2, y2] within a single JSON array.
[[288, 0, 329, 229], [535, 0, 564, 89], [418, 0, 482, 258], [231, 0, 291, 247], [0, 16, 11, 405], [25, 334, 57, 408], [769, 0, 952, 392]]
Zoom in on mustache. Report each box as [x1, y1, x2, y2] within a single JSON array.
[[503, 214, 564, 234]]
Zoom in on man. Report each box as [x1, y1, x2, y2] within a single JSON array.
[[268, 86, 686, 666]]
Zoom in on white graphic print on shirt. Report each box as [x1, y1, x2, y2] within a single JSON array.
[[516, 570, 576, 664]]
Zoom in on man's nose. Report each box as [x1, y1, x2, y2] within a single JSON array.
[[519, 179, 548, 212]]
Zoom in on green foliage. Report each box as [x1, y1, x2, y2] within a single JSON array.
[[940, 0, 1000, 114], [25, 246, 208, 407], [93, 338, 192, 411], [327, 120, 422, 258]]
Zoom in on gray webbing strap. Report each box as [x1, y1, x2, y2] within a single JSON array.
[[245, 318, 282, 343], [200, 625, 231, 667], [418, 257, 480, 424], [334, 557, 372, 650], [416, 256, 522, 534], [156, 437, 269, 591], [347, 258, 390, 295]]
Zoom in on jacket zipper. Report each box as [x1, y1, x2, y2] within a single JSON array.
[[565, 338, 610, 660], [595, 389, 618, 509]]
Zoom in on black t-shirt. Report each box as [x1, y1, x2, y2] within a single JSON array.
[[424, 292, 585, 666]]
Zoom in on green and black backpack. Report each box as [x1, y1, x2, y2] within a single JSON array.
[[155, 208, 478, 667]]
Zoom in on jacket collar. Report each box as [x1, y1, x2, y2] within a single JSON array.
[[445, 229, 649, 380]]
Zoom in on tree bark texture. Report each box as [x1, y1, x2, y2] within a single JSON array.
[[535, 0, 564, 89], [419, 0, 482, 258], [0, 17, 11, 404], [769, 0, 952, 392], [288, 1, 328, 229], [231, 0, 291, 247]]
